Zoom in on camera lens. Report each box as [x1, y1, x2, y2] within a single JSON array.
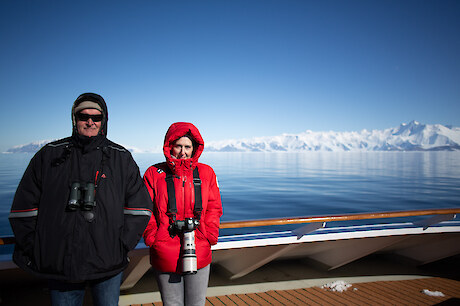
[[182, 231, 197, 274]]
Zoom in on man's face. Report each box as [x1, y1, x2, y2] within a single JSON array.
[[76, 108, 102, 137]]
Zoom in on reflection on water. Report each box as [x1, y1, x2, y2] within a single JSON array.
[[199, 152, 460, 221]]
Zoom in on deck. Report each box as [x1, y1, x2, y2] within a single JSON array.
[[1, 208, 459, 305], [130, 277, 460, 305], [119, 251, 460, 306], [1, 251, 459, 305]]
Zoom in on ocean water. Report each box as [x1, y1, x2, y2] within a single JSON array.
[[1, 151, 460, 238]]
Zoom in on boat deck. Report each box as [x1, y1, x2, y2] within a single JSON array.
[[131, 277, 460, 305], [1, 209, 459, 305], [119, 253, 460, 306], [1, 253, 459, 305]]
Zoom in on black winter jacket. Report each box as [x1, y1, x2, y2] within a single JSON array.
[[9, 136, 152, 281], [9, 95, 152, 282]]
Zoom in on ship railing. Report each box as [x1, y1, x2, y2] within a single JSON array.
[[1, 207, 459, 245], [1, 207, 459, 289], [219, 207, 459, 229]]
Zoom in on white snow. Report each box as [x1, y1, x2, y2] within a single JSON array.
[[321, 280, 353, 292], [206, 121, 460, 152], [5, 121, 460, 153], [422, 289, 445, 297]]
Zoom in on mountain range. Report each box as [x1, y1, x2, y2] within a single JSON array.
[[205, 121, 460, 152], [5, 121, 460, 153]]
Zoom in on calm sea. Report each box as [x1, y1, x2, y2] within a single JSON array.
[[1, 151, 460, 238]]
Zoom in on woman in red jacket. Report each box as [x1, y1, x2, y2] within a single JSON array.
[[143, 122, 223, 305]]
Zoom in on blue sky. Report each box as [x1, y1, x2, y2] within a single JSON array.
[[1, 0, 459, 152]]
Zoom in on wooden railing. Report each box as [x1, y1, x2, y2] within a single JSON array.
[[219, 207, 459, 229], [1, 208, 459, 244], [0, 236, 15, 245]]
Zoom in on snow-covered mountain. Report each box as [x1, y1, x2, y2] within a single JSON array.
[[4, 121, 460, 153], [206, 121, 460, 152], [4, 140, 143, 154], [5, 140, 57, 153]]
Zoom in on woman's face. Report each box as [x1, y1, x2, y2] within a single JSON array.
[[172, 136, 194, 159]]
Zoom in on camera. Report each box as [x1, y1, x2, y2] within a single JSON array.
[[67, 182, 96, 211], [171, 218, 200, 274]]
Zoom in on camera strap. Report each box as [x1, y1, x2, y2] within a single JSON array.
[[165, 173, 177, 220], [165, 167, 202, 221], [192, 167, 203, 219]]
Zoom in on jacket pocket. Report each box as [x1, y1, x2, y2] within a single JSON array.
[[153, 224, 174, 244], [196, 227, 211, 247]]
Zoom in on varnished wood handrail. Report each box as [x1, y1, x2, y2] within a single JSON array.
[[219, 208, 460, 229], [0, 237, 15, 245]]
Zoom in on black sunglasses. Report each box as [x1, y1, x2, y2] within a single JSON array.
[[76, 112, 103, 122]]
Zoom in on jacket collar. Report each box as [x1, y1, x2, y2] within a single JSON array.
[[71, 133, 106, 153]]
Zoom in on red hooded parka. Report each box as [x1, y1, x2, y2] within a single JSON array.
[[143, 122, 223, 273]]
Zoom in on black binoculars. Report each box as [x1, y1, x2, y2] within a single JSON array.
[[68, 182, 96, 211]]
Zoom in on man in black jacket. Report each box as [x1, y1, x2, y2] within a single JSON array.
[[9, 93, 153, 306]]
